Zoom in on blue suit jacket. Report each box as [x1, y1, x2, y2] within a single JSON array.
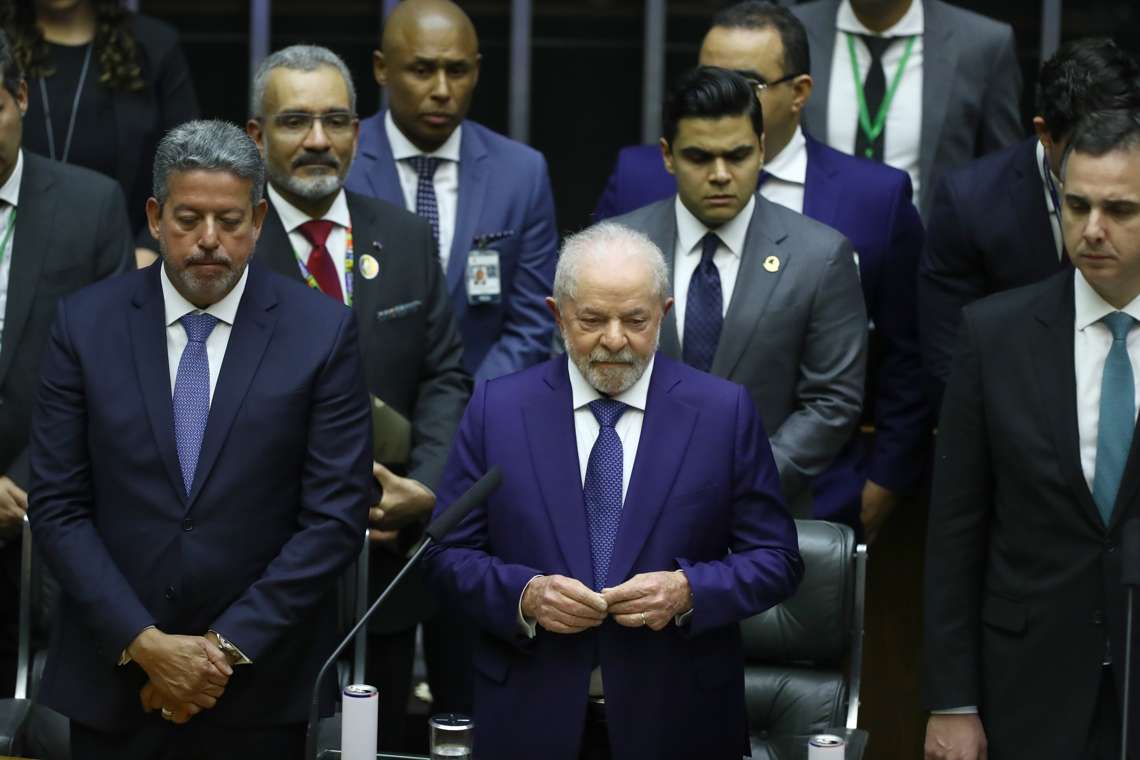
[[346, 113, 558, 381], [27, 263, 373, 732], [424, 353, 802, 759], [594, 136, 927, 527]]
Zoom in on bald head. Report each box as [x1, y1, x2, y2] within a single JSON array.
[[375, 0, 481, 152]]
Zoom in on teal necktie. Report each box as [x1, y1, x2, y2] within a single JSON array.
[[1092, 311, 1137, 523]]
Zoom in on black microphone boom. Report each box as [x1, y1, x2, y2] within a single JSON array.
[[304, 467, 502, 760]]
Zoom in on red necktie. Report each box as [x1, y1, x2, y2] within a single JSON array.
[[297, 219, 343, 302]]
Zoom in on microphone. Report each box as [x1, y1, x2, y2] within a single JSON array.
[[304, 467, 502, 760], [1121, 518, 1140, 760]]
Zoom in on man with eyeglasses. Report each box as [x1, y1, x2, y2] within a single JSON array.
[[598, 1, 926, 542], [247, 44, 471, 751]]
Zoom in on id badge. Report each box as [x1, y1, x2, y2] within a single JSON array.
[[466, 250, 502, 304]]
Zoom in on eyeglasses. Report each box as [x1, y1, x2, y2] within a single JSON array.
[[737, 71, 803, 93], [270, 111, 357, 134]]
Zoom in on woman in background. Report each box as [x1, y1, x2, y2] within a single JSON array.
[[3, 0, 199, 267]]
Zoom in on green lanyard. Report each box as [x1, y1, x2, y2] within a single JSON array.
[[846, 33, 916, 156], [0, 208, 16, 271]]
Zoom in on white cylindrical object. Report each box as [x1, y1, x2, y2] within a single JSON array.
[[341, 684, 378, 760], [807, 734, 846, 760]]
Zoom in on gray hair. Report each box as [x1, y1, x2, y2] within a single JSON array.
[[554, 222, 671, 305], [152, 120, 266, 207], [250, 44, 357, 118]]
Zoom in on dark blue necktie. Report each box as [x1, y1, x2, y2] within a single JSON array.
[[407, 156, 443, 257], [583, 399, 627, 591], [1092, 311, 1137, 523], [173, 313, 218, 495], [683, 233, 724, 373]]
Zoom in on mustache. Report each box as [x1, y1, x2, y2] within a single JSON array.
[[588, 346, 636, 364], [292, 151, 339, 170], [185, 249, 233, 267]]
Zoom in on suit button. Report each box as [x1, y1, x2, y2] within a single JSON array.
[[1106, 540, 1117, 553], [182, 518, 194, 532], [164, 586, 175, 600], [1093, 609, 1104, 626]]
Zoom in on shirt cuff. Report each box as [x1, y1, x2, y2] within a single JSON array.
[[517, 575, 543, 639], [932, 706, 979, 715], [118, 625, 157, 666]]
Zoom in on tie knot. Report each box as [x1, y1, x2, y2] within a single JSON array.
[[180, 313, 218, 344], [298, 219, 335, 248], [860, 34, 894, 60], [1103, 311, 1136, 342], [700, 233, 721, 264], [408, 155, 443, 179], [589, 398, 628, 428]]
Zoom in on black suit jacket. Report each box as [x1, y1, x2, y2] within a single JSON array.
[[258, 190, 471, 632], [0, 152, 133, 486], [923, 271, 1139, 758], [918, 137, 1066, 413]]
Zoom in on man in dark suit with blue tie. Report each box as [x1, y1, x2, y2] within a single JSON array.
[[597, 2, 924, 538], [425, 222, 802, 759], [919, 38, 1140, 413], [27, 120, 374, 759], [346, 0, 558, 383]]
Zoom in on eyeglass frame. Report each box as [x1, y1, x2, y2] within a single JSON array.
[[734, 69, 806, 93], [263, 110, 359, 134]]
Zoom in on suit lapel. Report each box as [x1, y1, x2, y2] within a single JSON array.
[[800, 2, 838, 138], [920, 6, 956, 196], [522, 357, 592, 583], [128, 264, 187, 505], [0, 156, 55, 388], [259, 202, 306, 286], [711, 198, 790, 378], [801, 136, 841, 226], [1009, 139, 1063, 272], [606, 357, 697, 587], [186, 264, 278, 509], [357, 116, 406, 211], [448, 125, 489, 297], [344, 192, 390, 325]]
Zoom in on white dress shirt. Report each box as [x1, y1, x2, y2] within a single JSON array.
[[1074, 270, 1140, 491], [267, 185, 352, 305], [672, 194, 756, 348], [0, 150, 24, 356], [760, 127, 808, 214], [161, 263, 248, 404], [828, 0, 925, 199], [385, 111, 461, 269], [1036, 140, 1065, 261]]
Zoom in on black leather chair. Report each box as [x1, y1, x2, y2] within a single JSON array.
[[741, 520, 868, 758]]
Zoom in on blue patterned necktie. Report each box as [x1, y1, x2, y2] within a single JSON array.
[[583, 399, 628, 591], [682, 233, 724, 373], [173, 313, 218, 495], [1092, 311, 1137, 524], [407, 156, 443, 257]]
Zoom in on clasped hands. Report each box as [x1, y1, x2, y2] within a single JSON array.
[[128, 628, 233, 724], [521, 571, 692, 634]]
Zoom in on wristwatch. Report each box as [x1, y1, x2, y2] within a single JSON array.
[[209, 630, 252, 665]]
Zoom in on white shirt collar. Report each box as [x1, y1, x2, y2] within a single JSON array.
[[267, 184, 351, 232], [837, 0, 924, 36], [385, 110, 462, 163], [1035, 140, 1062, 207], [1074, 269, 1140, 331], [0, 150, 24, 208], [764, 126, 808, 186], [674, 194, 756, 260], [567, 353, 654, 413], [161, 262, 249, 328]]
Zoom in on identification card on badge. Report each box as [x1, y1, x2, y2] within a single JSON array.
[[466, 250, 502, 304]]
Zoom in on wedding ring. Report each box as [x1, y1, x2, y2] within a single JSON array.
[[640, 612, 647, 626], [161, 708, 174, 720]]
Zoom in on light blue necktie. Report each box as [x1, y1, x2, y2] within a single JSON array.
[[1092, 311, 1137, 524], [173, 313, 218, 495], [583, 399, 627, 591]]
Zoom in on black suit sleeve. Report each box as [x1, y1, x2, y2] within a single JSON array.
[[922, 313, 993, 710]]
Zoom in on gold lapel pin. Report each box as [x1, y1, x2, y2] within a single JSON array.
[[359, 254, 380, 280], [763, 255, 780, 273]]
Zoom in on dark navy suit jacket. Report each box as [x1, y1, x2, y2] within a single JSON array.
[[27, 263, 373, 732], [346, 113, 558, 382], [595, 135, 927, 527], [424, 353, 802, 759]]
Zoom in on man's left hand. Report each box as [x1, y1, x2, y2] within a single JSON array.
[[371, 463, 434, 531], [861, 479, 899, 545], [602, 571, 692, 631], [139, 680, 198, 724]]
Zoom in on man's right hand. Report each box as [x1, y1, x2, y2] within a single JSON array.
[[127, 628, 232, 709], [924, 714, 987, 760], [520, 575, 607, 634], [0, 476, 28, 535]]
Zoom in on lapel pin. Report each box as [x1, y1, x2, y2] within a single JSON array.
[[763, 255, 780, 273], [359, 254, 380, 280]]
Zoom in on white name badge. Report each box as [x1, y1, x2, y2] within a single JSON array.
[[466, 250, 502, 304]]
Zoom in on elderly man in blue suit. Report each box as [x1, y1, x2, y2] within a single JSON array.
[[27, 121, 373, 759], [596, 1, 926, 542], [346, 0, 558, 383], [425, 222, 802, 760]]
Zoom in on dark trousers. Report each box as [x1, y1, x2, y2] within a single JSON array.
[[578, 699, 611, 760], [365, 627, 416, 752], [70, 719, 305, 760], [1084, 665, 1124, 760]]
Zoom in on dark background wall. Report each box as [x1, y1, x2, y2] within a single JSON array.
[[150, 0, 1140, 234]]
